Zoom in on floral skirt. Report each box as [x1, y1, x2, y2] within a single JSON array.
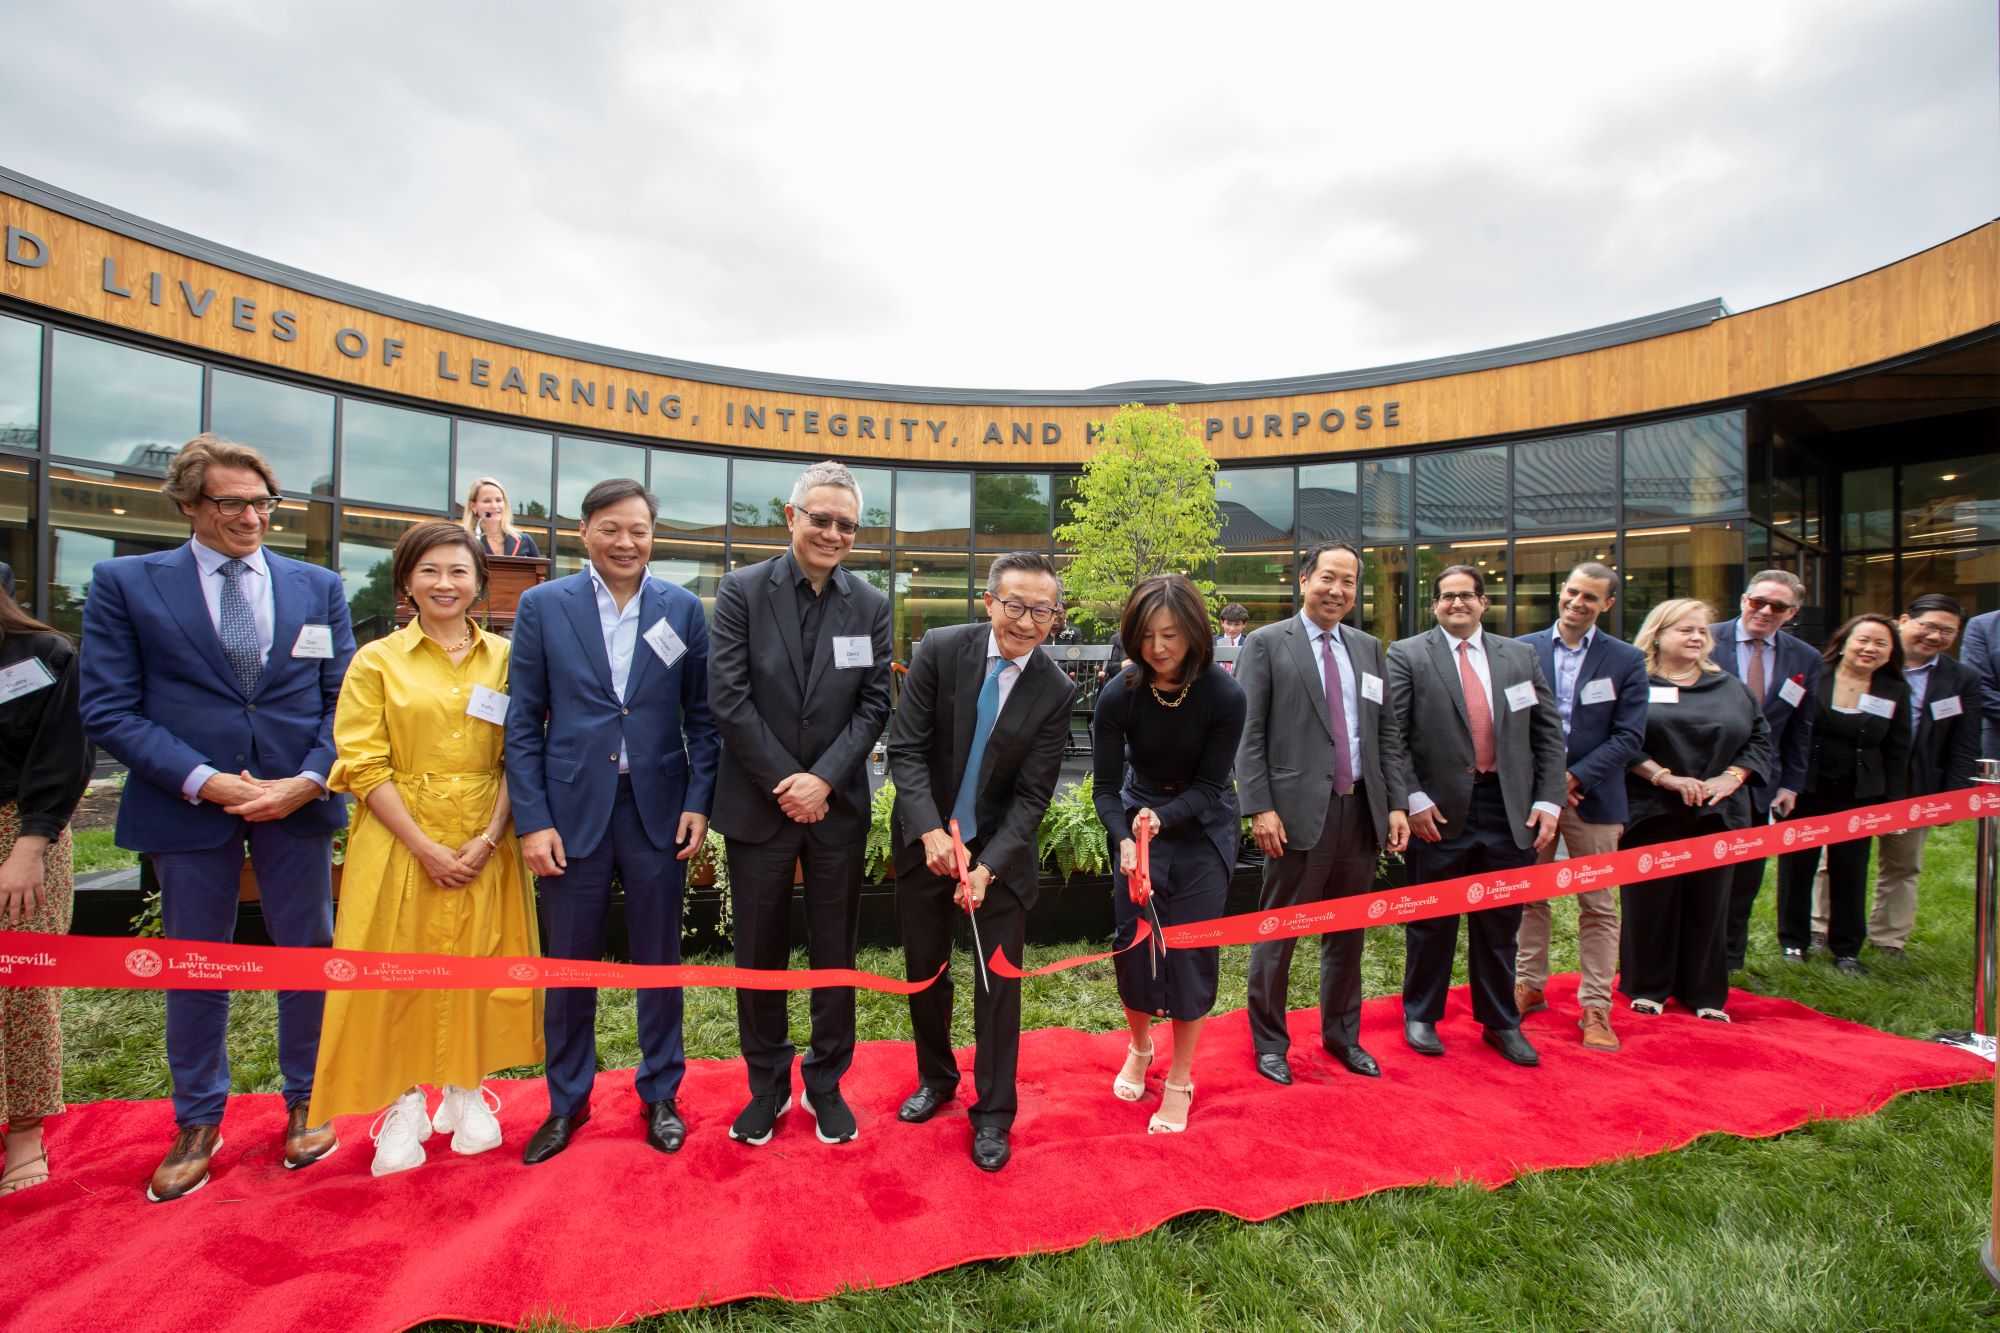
[[0, 804, 73, 1122]]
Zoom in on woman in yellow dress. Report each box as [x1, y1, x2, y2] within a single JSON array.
[[308, 520, 543, 1176]]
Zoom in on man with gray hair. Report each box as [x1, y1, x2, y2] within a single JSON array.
[[1711, 569, 1821, 971], [709, 460, 892, 1149]]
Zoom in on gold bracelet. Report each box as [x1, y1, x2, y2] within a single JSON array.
[[479, 832, 500, 850]]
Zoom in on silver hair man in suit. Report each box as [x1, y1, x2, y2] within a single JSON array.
[[709, 460, 893, 1149], [1388, 564, 1566, 1067], [1238, 542, 1410, 1083]]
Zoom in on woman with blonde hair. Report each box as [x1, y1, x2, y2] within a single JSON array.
[[1619, 598, 1771, 1021], [460, 477, 541, 558]]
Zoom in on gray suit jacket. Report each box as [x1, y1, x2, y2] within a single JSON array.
[[1235, 616, 1408, 852], [1386, 626, 1567, 850]]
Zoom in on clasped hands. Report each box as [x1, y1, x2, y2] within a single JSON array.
[[414, 834, 496, 890], [773, 772, 831, 823], [1657, 772, 1743, 808], [203, 771, 320, 823]]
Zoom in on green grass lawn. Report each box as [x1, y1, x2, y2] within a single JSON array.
[[56, 824, 2000, 1330], [70, 828, 138, 876]]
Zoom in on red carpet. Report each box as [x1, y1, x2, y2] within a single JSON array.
[[4, 977, 1987, 1333]]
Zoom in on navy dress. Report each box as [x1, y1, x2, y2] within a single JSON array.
[[1092, 666, 1247, 1020]]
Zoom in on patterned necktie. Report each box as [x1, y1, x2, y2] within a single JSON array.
[[1745, 636, 1767, 704], [218, 558, 262, 695], [950, 657, 1009, 842], [1458, 640, 1497, 773], [1321, 630, 1354, 796]]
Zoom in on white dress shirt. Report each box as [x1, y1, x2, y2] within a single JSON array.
[[983, 629, 1032, 716], [590, 562, 645, 772], [1408, 626, 1561, 822], [1297, 611, 1363, 784]]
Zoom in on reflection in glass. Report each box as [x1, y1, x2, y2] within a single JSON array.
[[1052, 473, 1084, 541], [49, 331, 201, 470], [455, 421, 552, 522], [556, 436, 645, 526], [895, 471, 971, 546], [1623, 412, 1746, 523], [650, 450, 726, 538], [0, 315, 41, 449], [651, 539, 724, 613], [1898, 544, 2000, 619], [729, 460, 798, 541], [339, 507, 426, 643], [1298, 462, 1359, 545], [974, 473, 1049, 550], [342, 400, 449, 510], [1211, 552, 1294, 634], [1509, 534, 1616, 638], [1621, 521, 1745, 633], [1417, 541, 1510, 635], [1840, 553, 1897, 624], [1358, 545, 1410, 645], [209, 371, 334, 495], [1217, 467, 1294, 548], [1361, 458, 1411, 543], [845, 548, 893, 602], [1513, 433, 1615, 531], [264, 498, 333, 570], [48, 465, 193, 635], [1901, 454, 2000, 547], [1840, 467, 1894, 551], [894, 554, 972, 661], [0, 457, 35, 615], [1414, 447, 1506, 538]]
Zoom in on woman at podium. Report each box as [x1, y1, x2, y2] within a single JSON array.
[[460, 477, 541, 558]]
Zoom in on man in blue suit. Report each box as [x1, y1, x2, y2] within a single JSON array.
[[79, 435, 355, 1202], [1513, 563, 1648, 1051], [1963, 608, 2000, 761], [1712, 570, 1821, 972], [506, 478, 720, 1164]]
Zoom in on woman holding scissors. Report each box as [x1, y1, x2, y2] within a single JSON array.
[[1092, 574, 1246, 1133]]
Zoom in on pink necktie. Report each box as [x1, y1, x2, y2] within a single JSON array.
[[1458, 640, 1497, 773], [1321, 631, 1354, 796], [1745, 637, 1767, 704]]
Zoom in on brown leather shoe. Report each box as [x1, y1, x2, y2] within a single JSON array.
[[1579, 1005, 1621, 1052], [147, 1124, 223, 1202], [1514, 982, 1547, 1016], [284, 1103, 339, 1170]]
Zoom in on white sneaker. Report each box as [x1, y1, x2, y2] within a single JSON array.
[[369, 1090, 432, 1177], [440, 1084, 504, 1156]]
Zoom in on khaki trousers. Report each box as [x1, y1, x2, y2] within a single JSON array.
[[1810, 826, 1928, 949], [1516, 809, 1623, 1009]]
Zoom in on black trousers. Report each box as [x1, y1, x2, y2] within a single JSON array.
[[1247, 785, 1379, 1052], [898, 845, 1029, 1130], [1401, 781, 1534, 1029], [1619, 811, 1731, 1012], [1776, 777, 1871, 957], [728, 826, 864, 1098], [1723, 796, 1773, 969]]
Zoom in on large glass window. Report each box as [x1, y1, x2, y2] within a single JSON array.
[[556, 436, 645, 528], [1217, 467, 1294, 548], [209, 371, 334, 496], [1840, 553, 1896, 623], [1358, 544, 1410, 644], [342, 400, 449, 510], [1211, 552, 1294, 635], [455, 421, 552, 527], [1298, 462, 1359, 545], [1511, 533, 1617, 637], [1513, 433, 1616, 531], [1840, 467, 1894, 551], [651, 539, 724, 613], [894, 553, 972, 661], [0, 457, 35, 612], [650, 450, 726, 539], [48, 331, 200, 470], [1621, 521, 1745, 632], [1623, 412, 1746, 524], [1418, 541, 1509, 635], [729, 460, 798, 541], [1051, 473, 1084, 542], [266, 498, 334, 569], [0, 314, 40, 449], [1902, 454, 2000, 548], [974, 473, 1049, 550], [338, 507, 427, 643], [1899, 544, 2000, 618], [1360, 457, 1411, 543], [895, 471, 971, 546], [1414, 447, 1507, 538], [48, 465, 191, 634]]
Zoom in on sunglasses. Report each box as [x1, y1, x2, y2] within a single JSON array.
[[798, 508, 859, 537]]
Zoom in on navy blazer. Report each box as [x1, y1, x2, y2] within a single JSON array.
[[1963, 610, 2000, 761], [504, 570, 720, 861], [1709, 618, 1822, 807], [79, 542, 354, 853], [1516, 626, 1649, 825], [1907, 653, 1981, 796]]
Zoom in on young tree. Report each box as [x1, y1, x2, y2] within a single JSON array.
[[1054, 403, 1223, 632]]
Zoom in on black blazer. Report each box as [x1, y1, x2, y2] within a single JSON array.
[[1908, 654, 1981, 796], [708, 555, 893, 845], [1710, 619, 1822, 804], [1802, 671, 1912, 803], [887, 621, 1075, 907]]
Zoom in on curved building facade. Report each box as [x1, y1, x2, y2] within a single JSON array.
[[3, 166, 1996, 651]]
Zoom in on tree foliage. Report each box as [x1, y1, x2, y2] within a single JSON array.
[[1053, 404, 1222, 632]]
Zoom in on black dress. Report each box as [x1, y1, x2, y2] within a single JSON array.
[[474, 529, 540, 559], [1619, 669, 1772, 1012], [1092, 665, 1246, 1020]]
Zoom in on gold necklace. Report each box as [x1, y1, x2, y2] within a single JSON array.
[[1149, 679, 1191, 708], [1661, 664, 1700, 684], [429, 622, 474, 654]]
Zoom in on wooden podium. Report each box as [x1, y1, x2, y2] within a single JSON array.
[[394, 553, 548, 634]]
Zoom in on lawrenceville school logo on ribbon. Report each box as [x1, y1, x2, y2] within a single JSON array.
[[1257, 916, 1280, 936], [508, 963, 540, 982], [1555, 867, 1573, 890], [1465, 882, 1485, 905], [1847, 815, 1861, 833], [1713, 839, 1729, 860], [124, 948, 163, 978], [322, 958, 357, 983], [1783, 826, 1798, 847], [1638, 853, 1654, 874], [1367, 898, 1388, 920]]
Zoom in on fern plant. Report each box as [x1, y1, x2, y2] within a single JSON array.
[[1036, 775, 1110, 884], [864, 779, 898, 884]]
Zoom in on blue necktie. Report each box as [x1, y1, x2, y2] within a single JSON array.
[[950, 657, 1009, 842], [218, 558, 262, 695]]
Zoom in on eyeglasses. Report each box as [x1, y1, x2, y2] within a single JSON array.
[[202, 493, 281, 517], [1910, 619, 1960, 641], [1743, 596, 1796, 614], [988, 594, 1059, 624], [798, 508, 859, 537], [1435, 591, 1483, 605]]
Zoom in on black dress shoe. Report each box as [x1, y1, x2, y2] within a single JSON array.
[[1403, 1019, 1445, 1057], [1327, 1044, 1381, 1078], [970, 1125, 1011, 1172], [644, 1099, 686, 1154], [897, 1084, 955, 1124], [1482, 1026, 1540, 1067], [1254, 1053, 1294, 1086], [522, 1108, 590, 1165]]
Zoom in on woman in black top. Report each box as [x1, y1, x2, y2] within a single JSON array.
[[0, 586, 92, 1195], [1775, 613, 1911, 974], [459, 477, 541, 559], [1092, 574, 1246, 1134], [1620, 599, 1772, 1020]]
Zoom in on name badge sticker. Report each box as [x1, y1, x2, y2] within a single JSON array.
[[644, 618, 686, 668], [1932, 694, 1965, 721], [1361, 672, 1384, 704], [467, 684, 510, 725], [1579, 677, 1616, 706], [1858, 693, 1896, 719], [1504, 680, 1538, 712], [1649, 685, 1681, 705], [832, 635, 874, 669], [0, 657, 56, 703], [1778, 678, 1805, 708], [292, 624, 334, 659]]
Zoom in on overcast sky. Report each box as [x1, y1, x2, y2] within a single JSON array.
[[2, 1, 1994, 392]]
